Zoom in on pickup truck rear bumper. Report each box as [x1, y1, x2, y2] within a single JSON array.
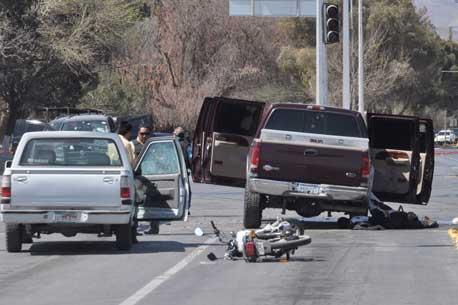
[[0, 208, 131, 225], [248, 178, 368, 201]]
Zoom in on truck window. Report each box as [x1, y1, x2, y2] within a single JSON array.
[[265, 108, 363, 138], [370, 119, 413, 150], [214, 102, 262, 136], [20, 138, 122, 166], [139, 141, 180, 175]]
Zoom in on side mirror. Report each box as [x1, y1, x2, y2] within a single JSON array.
[[5, 160, 12, 169]]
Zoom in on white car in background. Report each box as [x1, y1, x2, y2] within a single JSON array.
[[434, 129, 456, 145]]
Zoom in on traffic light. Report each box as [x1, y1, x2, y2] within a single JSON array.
[[323, 3, 339, 44]]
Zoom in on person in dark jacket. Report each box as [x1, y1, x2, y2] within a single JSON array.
[[173, 126, 191, 169]]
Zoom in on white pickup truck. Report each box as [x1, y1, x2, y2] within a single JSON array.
[[1, 132, 191, 252]]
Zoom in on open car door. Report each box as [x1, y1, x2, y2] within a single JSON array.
[[368, 113, 434, 204], [192, 97, 265, 186], [134, 137, 190, 221]]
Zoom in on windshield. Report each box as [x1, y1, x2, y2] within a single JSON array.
[[62, 120, 109, 132], [20, 138, 122, 166]]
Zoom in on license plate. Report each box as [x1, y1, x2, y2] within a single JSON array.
[[295, 183, 321, 195], [54, 212, 79, 223]]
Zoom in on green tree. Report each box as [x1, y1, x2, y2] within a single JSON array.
[[0, 0, 144, 141]]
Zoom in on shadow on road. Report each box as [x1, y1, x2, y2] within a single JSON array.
[[27, 240, 219, 256]]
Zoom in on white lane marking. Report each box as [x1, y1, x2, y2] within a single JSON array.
[[119, 237, 217, 305]]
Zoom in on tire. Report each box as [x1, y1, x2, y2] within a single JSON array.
[[243, 188, 264, 229], [269, 235, 312, 251], [116, 223, 132, 251], [6, 224, 23, 253]]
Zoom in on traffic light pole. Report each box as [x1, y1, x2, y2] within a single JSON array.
[[316, 0, 328, 106], [342, 0, 351, 109], [358, 0, 365, 113]]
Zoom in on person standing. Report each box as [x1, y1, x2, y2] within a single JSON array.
[[117, 121, 135, 166], [117, 121, 139, 242], [173, 126, 191, 169], [132, 126, 151, 157]]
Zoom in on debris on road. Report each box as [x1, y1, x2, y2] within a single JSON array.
[[352, 193, 440, 230]]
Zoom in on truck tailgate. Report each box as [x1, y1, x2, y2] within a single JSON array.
[[258, 129, 368, 187], [10, 168, 125, 208]]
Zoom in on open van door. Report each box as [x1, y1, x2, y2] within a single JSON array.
[[368, 113, 433, 204], [134, 137, 190, 221], [192, 97, 265, 186]]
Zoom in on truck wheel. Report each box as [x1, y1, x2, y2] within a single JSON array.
[[243, 189, 264, 229], [6, 224, 23, 253], [116, 223, 132, 251]]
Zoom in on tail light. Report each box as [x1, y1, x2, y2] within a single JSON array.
[[244, 240, 257, 258], [1, 175, 11, 204], [249, 140, 261, 175], [361, 153, 370, 179], [120, 176, 130, 199]]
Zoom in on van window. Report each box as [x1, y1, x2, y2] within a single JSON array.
[[213, 102, 263, 136], [265, 108, 363, 138], [20, 138, 122, 166]]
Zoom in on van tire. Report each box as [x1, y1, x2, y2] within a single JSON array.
[[6, 224, 23, 253], [243, 189, 263, 229], [116, 223, 132, 251]]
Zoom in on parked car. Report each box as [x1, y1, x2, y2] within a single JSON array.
[[49, 114, 116, 133], [434, 129, 456, 145], [11, 119, 54, 148], [192, 97, 434, 228], [0, 132, 190, 252]]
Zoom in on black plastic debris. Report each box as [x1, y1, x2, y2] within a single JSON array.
[[207, 252, 217, 261]]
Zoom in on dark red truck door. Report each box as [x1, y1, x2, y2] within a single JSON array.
[[192, 97, 265, 186], [368, 113, 434, 204]]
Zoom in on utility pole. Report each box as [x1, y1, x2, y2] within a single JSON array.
[[358, 0, 364, 113], [444, 109, 447, 131], [316, 0, 328, 106], [342, 0, 351, 109]]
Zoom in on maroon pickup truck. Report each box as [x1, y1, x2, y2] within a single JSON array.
[[192, 97, 434, 228]]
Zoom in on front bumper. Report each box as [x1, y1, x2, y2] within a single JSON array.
[[248, 178, 368, 201], [0, 208, 131, 225]]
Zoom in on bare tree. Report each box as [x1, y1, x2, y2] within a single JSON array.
[[116, 0, 280, 129]]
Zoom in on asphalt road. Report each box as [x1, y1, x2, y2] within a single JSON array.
[[0, 149, 457, 305]]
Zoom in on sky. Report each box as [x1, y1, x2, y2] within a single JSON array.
[[413, 0, 458, 40]]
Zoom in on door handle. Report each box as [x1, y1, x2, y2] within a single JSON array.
[[14, 176, 28, 182], [103, 177, 114, 184], [304, 149, 318, 157]]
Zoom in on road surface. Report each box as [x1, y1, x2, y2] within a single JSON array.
[[0, 149, 457, 305]]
